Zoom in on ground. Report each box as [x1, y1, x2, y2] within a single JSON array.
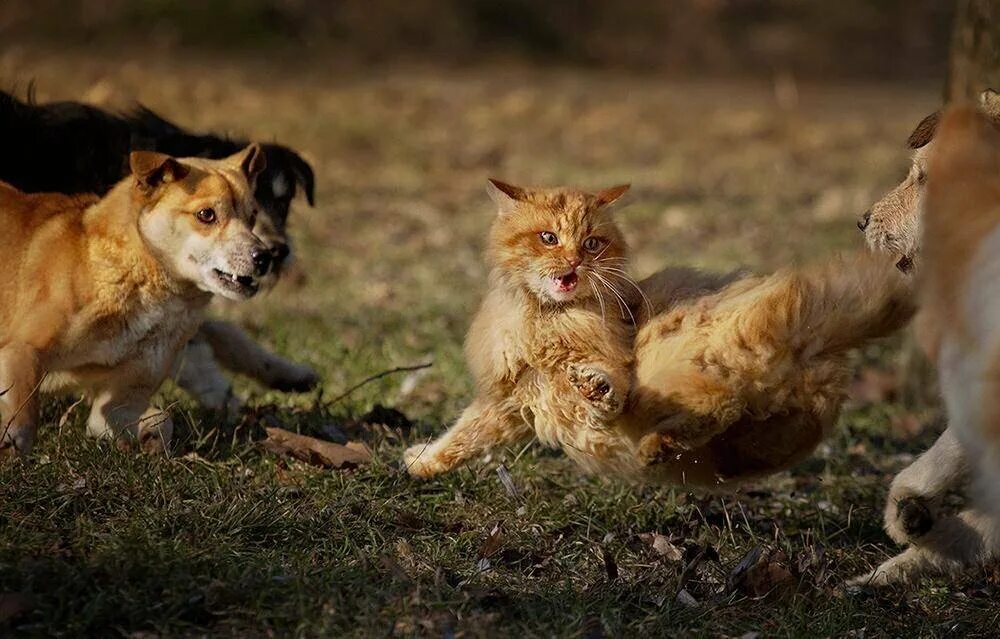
[[1, 47, 995, 638]]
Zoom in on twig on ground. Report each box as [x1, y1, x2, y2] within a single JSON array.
[[328, 362, 432, 405]]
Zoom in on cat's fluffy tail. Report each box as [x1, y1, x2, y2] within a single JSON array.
[[631, 251, 916, 456], [747, 251, 916, 358]]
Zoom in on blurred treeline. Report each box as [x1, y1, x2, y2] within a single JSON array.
[[1, 0, 954, 78]]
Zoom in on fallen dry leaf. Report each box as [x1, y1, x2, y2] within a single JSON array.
[[476, 522, 504, 572], [639, 533, 684, 561], [728, 546, 795, 597], [601, 546, 619, 581], [260, 427, 371, 469]]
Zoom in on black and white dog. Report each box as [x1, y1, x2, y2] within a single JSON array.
[[0, 88, 319, 410]]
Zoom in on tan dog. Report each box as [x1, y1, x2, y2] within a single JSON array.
[[0, 146, 267, 456], [859, 91, 1000, 556], [853, 105, 1000, 586], [860, 89, 1000, 272]]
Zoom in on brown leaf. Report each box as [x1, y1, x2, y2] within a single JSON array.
[[476, 521, 504, 572], [639, 533, 684, 561], [0, 592, 30, 623], [260, 427, 371, 469], [728, 546, 795, 597]]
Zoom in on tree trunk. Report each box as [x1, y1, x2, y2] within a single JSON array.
[[946, 0, 1000, 100]]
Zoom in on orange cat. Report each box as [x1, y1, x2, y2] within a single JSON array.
[[404, 180, 915, 486]]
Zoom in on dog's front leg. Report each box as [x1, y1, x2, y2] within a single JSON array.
[[87, 382, 173, 455], [172, 335, 242, 413], [0, 343, 42, 457]]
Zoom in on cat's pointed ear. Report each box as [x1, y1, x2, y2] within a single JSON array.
[[487, 178, 526, 215], [595, 184, 630, 208]]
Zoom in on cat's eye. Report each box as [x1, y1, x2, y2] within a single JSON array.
[[539, 231, 559, 246], [195, 208, 217, 224], [583, 236, 606, 252]]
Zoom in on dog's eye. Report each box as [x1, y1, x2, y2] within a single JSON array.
[[195, 208, 217, 224], [583, 236, 606, 253], [539, 231, 559, 246]]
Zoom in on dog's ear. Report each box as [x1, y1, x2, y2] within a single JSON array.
[[487, 178, 526, 216], [129, 151, 189, 191], [286, 151, 315, 206], [233, 143, 267, 183], [907, 111, 941, 150], [595, 184, 630, 208]]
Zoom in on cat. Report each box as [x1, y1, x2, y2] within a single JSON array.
[[851, 105, 1000, 586], [404, 179, 915, 486]]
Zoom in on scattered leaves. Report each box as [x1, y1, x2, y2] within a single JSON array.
[[728, 546, 795, 597], [476, 522, 504, 572]]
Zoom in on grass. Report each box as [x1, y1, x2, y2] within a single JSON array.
[[2, 47, 997, 637]]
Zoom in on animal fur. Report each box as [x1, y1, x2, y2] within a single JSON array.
[[0, 146, 267, 457], [0, 88, 317, 410], [404, 180, 914, 486], [852, 106, 1000, 586], [860, 90, 1000, 556]]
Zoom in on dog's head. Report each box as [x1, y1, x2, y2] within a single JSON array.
[[130, 144, 270, 301], [859, 89, 1000, 272], [250, 143, 315, 286]]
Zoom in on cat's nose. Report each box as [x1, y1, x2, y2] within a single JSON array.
[[567, 256, 582, 269]]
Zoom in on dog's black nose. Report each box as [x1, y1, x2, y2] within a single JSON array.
[[251, 247, 272, 275], [857, 210, 872, 231], [272, 243, 291, 266]]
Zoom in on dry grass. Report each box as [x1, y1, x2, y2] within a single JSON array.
[[3, 46, 994, 638]]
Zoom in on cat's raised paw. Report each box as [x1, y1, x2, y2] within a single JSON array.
[[403, 443, 447, 479], [567, 363, 622, 414]]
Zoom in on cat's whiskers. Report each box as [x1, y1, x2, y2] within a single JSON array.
[[598, 266, 653, 317], [588, 276, 608, 324], [592, 270, 635, 325]]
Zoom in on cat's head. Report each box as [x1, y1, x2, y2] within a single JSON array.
[[486, 179, 631, 304]]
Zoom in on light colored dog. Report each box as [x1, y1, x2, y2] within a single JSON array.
[[853, 105, 1000, 585], [0, 145, 267, 456]]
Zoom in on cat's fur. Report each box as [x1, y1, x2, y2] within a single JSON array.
[[852, 106, 1000, 586], [404, 180, 915, 486]]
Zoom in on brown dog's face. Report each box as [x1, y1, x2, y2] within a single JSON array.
[[860, 90, 1000, 272], [132, 145, 270, 300]]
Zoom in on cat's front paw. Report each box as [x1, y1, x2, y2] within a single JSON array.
[[567, 363, 623, 416], [403, 443, 447, 479]]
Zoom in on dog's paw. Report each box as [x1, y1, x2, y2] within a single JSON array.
[[884, 494, 935, 545], [0, 424, 34, 459], [271, 362, 320, 393], [402, 443, 446, 479], [566, 363, 623, 415]]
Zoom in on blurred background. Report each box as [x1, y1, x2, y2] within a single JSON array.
[[1, 0, 955, 79]]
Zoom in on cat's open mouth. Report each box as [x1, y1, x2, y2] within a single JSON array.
[[554, 271, 579, 293]]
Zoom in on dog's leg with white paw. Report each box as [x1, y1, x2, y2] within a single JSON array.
[[0, 343, 42, 458], [199, 321, 319, 392], [88, 383, 173, 455], [884, 426, 968, 544], [173, 336, 243, 414]]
